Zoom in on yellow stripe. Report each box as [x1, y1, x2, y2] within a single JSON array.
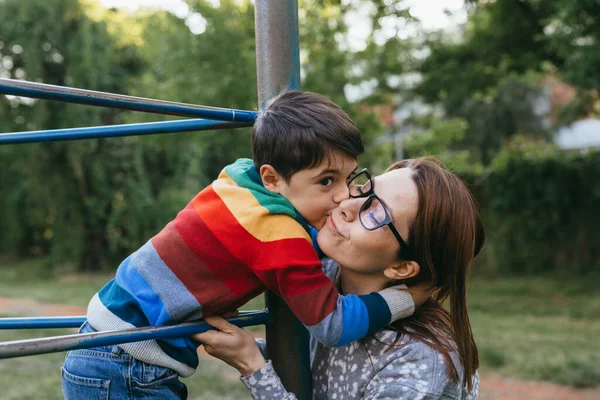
[[212, 174, 310, 242]]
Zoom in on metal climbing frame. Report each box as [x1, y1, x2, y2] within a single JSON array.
[[0, 1, 311, 398]]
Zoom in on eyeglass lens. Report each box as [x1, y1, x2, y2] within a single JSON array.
[[348, 171, 372, 198], [360, 197, 389, 230]]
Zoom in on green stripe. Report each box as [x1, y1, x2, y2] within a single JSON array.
[[224, 159, 309, 230]]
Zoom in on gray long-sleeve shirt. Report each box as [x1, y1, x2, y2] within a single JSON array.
[[240, 260, 479, 400]]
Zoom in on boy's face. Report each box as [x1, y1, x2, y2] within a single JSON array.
[[264, 151, 358, 230]]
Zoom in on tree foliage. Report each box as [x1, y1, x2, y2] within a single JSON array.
[[1, 0, 598, 275], [0, 0, 413, 270], [0, 0, 147, 269]]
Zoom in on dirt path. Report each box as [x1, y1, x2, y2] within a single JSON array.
[[1, 297, 598, 400]]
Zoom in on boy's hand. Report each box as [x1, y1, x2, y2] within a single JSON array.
[[404, 282, 432, 308], [387, 282, 432, 308]]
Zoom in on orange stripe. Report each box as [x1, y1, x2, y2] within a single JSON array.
[[210, 174, 310, 242]]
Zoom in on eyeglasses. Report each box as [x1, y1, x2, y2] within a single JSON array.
[[347, 168, 410, 253]]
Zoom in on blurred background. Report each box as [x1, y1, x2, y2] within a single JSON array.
[[0, 0, 598, 399]]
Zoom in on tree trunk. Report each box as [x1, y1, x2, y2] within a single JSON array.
[[79, 214, 110, 272]]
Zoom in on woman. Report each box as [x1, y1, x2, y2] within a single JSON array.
[[195, 157, 485, 399]]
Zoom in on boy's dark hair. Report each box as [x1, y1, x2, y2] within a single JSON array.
[[252, 91, 363, 181]]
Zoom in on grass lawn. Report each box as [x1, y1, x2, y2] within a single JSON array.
[[0, 326, 253, 400], [470, 276, 600, 388], [0, 257, 598, 399]]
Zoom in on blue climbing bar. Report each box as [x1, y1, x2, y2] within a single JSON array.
[[0, 311, 268, 359], [0, 118, 249, 144], [0, 78, 257, 123], [0, 316, 87, 330], [0, 310, 263, 330]]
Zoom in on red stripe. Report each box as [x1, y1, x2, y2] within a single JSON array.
[[151, 222, 233, 316], [282, 285, 339, 326], [253, 263, 336, 297], [173, 200, 265, 300]]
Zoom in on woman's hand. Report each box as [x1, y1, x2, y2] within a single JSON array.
[[193, 316, 267, 376]]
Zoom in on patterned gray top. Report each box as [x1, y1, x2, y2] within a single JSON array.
[[240, 259, 479, 400]]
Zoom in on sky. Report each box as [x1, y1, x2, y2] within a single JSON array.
[[99, 0, 467, 37], [98, 0, 467, 101]]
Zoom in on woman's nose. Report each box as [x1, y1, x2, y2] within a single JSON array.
[[338, 197, 361, 221]]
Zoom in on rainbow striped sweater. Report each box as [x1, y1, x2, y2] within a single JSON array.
[[87, 159, 414, 377]]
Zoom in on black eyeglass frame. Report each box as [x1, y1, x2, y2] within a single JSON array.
[[347, 168, 411, 253]]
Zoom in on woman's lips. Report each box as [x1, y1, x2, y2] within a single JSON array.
[[327, 214, 345, 238]]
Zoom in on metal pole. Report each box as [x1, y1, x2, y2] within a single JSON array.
[[0, 316, 86, 330], [255, 0, 301, 108], [0, 78, 257, 122], [255, 1, 311, 399], [0, 310, 262, 330], [0, 311, 268, 359], [0, 118, 250, 145]]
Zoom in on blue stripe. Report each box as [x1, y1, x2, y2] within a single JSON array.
[[97, 280, 150, 328], [106, 257, 202, 368], [132, 241, 203, 321], [309, 226, 323, 258], [115, 258, 173, 326], [361, 293, 392, 337], [157, 338, 200, 369], [336, 295, 370, 346]]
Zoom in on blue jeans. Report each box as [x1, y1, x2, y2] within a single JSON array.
[[62, 322, 188, 400]]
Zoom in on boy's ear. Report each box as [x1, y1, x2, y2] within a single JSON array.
[[383, 260, 420, 281], [260, 164, 282, 193]]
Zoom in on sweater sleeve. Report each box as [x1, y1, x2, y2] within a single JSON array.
[[240, 361, 297, 400], [252, 237, 414, 347]]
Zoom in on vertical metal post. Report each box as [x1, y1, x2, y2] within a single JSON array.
[[255, 1, 311, 399], [255, 0, 301, 107]]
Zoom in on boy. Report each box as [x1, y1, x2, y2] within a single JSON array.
[[63, 92, 415, 398]]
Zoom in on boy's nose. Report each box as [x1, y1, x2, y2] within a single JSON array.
[[333, 184, 350, 204]]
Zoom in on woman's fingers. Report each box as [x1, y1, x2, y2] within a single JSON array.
[[193, 316, 243, 344], [202, 316, 237, 334], [191, 315, 267, 375]]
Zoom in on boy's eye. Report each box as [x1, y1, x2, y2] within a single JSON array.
[[319, 177, 334, 187]]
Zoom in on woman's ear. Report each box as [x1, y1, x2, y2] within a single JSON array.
[[260, 165, 282, 193], [383, 260, 420, 281]]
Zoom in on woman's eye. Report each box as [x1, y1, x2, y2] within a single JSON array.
[[319, 177, 334, 187], [367, 212, 379, 225]]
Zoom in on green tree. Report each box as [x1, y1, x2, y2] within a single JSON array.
[[0, 0, 428, 271], [0, 0, 146, 270], [417, 0, 600, 120]]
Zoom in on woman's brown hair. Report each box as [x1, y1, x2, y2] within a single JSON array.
[[385, 157, 485, 390]]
